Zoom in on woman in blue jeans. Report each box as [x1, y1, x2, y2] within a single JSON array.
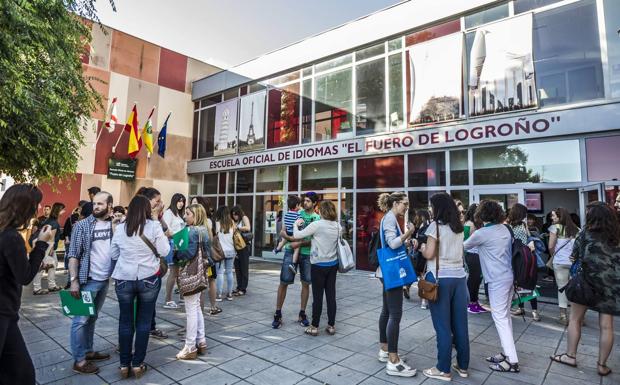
[[420, 192, 469, 381], [110, 195, 170, 379]]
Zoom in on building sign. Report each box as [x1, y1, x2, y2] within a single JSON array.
[[187, 103, 620, 174], [213, 99, 239, 156], [265, 211, 277, 234], [108, 158, 137, 181]]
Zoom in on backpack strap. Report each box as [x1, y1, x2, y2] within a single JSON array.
[[503, 224, 515, 240]]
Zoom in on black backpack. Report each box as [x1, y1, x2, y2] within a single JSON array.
[[368, 230, 380, 270], [504, 225, 537, 290]]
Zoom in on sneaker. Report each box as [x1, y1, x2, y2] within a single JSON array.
[[273, 247, 281, 254], [149, 329, 168, 339], [176, 346, 198, 360], [474, 303, 489, 313], [532, 310, 541, 322], [378, 349, 389, 363], [420, 300, 428, 310], [73, 361, 99, 375], [403, 286, 411, 300], [298, 311, 310, 327], [511, 307, 525, 316], [163, 301, 179, 309], [452, 363, 469, 378], [272, 312, 283, 329], [226, 295, 233, 301], [467, 303, 481, 314], [386, 360, 417, 377], [216, 295, 223, 302], [48, 286, 62, 292], [287, 263, 297, 275], [422, 367, 451, 381]]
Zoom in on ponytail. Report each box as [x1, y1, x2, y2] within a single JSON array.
[[377, 192, 407, 213]]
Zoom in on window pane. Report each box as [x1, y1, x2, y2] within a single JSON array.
[[515, 0, 563, 14], [288, 165, 298, 191], [256, 166, 286, 192], [236, 170, 254, 193], [405, 19, 461, 46], [408, 152, 446, 187], [586, 136, 620, 181], [267, 84, 300, 148], [236, 195, 253, 229], [409, 191, 445, 213], [356, 43, 385, 61], [218, 172, 227, 194], [340, 193, 354, 256], [198, 107, 215, 158], [315, 54, 352, 73], [388, 54, 403, 129], [192, 110, 198, 159], [357, 156, 404, 189], [201, 94, 221, 108], [301, 161, 338, 191], [356, 58, 386, 135], [388, 37, 402, 51], [227, 171, 235, 194], [302, 66, 312, 77], [223, 89, 238, 101], [450, 190, 470, 209], [603, 0, 620, 98], [473, 140, 581, 184], [249, 83, 266, 93], [315, 68, 353, 141], [254, 194, 283, 259], [450, 150, 469, 186], [464, 3, 509, 29], [189, 174, 201, 196], [342, 160, 353, 189], [203, 174, 217, 195], [355, 192, 384, 270], [301, 79, 312, 144], [534, 0, 603, 107]]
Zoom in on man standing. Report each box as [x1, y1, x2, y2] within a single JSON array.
[[37, 205, 51, 223], [68, 192, 115, 374], [80, 187, 101, 219], [272, 192, 320, 329]]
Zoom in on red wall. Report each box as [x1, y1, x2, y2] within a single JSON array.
[[38, 174, 83, 226]]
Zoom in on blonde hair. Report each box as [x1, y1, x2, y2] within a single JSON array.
[[377, 192, 408, 212], [186, 204, 207, 227], [319, 200, 337, 221]]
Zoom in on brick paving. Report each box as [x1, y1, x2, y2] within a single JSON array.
[[20, 261, 619, 385]]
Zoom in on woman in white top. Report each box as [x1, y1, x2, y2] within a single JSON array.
[[419, 193, 468, 381], [464, 200, 519, 373], [215, 206, 235, 301], [292, 200, 341, 337], [163, 193, 186, 309], [110, 195, 170, 378], [231, 205, 251, 296], [548, 207, 580, 325]]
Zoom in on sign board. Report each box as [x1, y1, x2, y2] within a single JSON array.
[[265, 211, 277, 234], [108, 158, 137, 181]]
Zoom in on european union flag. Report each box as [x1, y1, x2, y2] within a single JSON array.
[[157, 112, 171, 158]]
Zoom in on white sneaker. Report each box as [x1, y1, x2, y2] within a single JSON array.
[[421, 299, 428, 310], [163, 301, 179, 309], [386, 360, 417, 377], [423, 367, 451, 381], [378, 349, 389, 363], [215, 295, 223, 302]]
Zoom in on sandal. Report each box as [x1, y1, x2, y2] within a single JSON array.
[[485, 353, 506, 364], [325, 325, 336, 335], [132, 363, 147, 379], [550, 353, 577, 368], [304, 326, 319, 336], [119, 366, 131, 379], [208, 306, 222, 315], [597, 362, 612, 376], [490, 360, 520, 373], [233, 290, 246, 297]]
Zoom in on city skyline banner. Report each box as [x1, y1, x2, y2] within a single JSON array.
[[213, 99, 239, 156], [238, 90, 266, 153]]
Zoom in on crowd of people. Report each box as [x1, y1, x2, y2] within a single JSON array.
[[0, 183, 618, 383]]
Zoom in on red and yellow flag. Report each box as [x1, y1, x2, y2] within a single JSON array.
[[125, 104, 142, 158]]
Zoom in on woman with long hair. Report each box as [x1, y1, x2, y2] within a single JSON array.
[[407, 209, 430, 304], [191, 197, 221, 315], [551, 202, 619, 376], [215, 206, 235, 301], [376, 192, 417, 378], [548, 207, 580, 325], [32, 202, 65, 294], [163, 193, 186, 309], [230, 205, 251, 296], [420, 193, 469, 381], [174, 204, 210, 360], [464, 204, 487, 314], [110, 195, 170, 378], [0, 184, 52, 384]]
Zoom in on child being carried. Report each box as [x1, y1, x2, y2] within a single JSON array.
[[274, 196, 302, 274]]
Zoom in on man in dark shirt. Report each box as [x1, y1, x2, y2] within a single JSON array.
[[80, 187, 101, 219]]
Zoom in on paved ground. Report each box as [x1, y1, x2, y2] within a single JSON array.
[[21, 261, 619, 385]]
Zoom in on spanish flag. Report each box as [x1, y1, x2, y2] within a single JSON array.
[[125, 104, 142, 158], [141, 107, 155, 155]]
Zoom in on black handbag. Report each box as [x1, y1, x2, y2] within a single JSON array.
[[560, 263, 597, 307]]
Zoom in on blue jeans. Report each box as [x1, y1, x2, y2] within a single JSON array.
[[115, 274, 161, 367], [70, 279, 109, 362], [216, 258, 234, 296], [427, 274, 470, 373]]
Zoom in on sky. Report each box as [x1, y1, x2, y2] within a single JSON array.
[[95, 0, 403, 69]]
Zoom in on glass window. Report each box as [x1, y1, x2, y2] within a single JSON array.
[[227, 171, 235, 194], [473, 140, 581, 184], [604, 0, 620, 98], [249, 83, 266, 93], [315, 54, 352, 73], [515, 0, 563, 14], [355, 192, 384, 270], [268, 71, 300, 86], [405, 19, 461, 46], [235, 195, 253, 225], [223, 88, 238, 101], [450, 150, 469, 186], [301, 161, 338, 191], [218, 172, 227, 194], [203, 174, 217, 195], [315, 68, 353, 141], [357, 156, 404, 189], [267, 83, 300, 148], [356, 58, 386, 135], [240, 86, 248, 96], [356, 43, 385, 61], [201, 94, 222, 108], [388, 37, 402, 52], [534, 0, 603, 107], [302, 67, 312, 77], [198, 107, 215, 158], [586, 136, 620, 181], [301, 79, 312, 144], [464, 3, 509, 29], [340, 193, 354, 254], [288, 165, 299, 191], [409, 191, 444, 213], [342, 160, 353, 189], [388, 54, 403, 129], [189, 174, 201, 196], [408, 152, 446, 187], [192, 111, 199, 159], [254, 194, 283, 259], [256, 166, 286, 192], [236, 170, 254, 193], [450, 190, 470, 209]]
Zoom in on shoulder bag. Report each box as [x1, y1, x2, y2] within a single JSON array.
[[177, 231, 208, 296], [233, 229, 247, 251], [209, 219, 225, 262], [418, 221, 439, 302], [140, 234, 168, 277], [336, 228, 354, 273], [377, 217, 417, 291]]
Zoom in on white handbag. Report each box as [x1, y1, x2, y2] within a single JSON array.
[[336, 234, 354, 273]]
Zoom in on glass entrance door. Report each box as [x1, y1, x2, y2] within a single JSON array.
[[472, 188, 524, 211], [579, 183, 605, 226]]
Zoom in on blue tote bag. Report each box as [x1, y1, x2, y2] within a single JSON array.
[[377, 217, 417, 290]]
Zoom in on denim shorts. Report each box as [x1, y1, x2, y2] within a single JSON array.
[[165, 240, 175, 265], [280, 249, 311, 285]]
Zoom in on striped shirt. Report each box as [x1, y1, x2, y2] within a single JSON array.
[[283, 210, 300, 236]]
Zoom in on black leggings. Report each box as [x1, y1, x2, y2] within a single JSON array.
[[379, 283, 403, 353], [311, 264, 338, 327], [465, 252, 483, 302], [235, 246, 250, 291], [0, 317, 35, 385]]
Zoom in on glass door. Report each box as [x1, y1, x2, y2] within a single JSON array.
[[604, 182, 620, 209], [579, 183, 605, 227], [472, 188, 524, 211]]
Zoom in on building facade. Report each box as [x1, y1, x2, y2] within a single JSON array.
[[188, 0, 620, 269]]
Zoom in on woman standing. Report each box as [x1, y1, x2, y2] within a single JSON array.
[[292, 200, 340, 336], [551, 202, 619, 376], [175, 204, 210, 360], [464, 204, 487, 314], [0, 184, 52, 385], [191, 197, 221, 315], [33, 202, 65, 294], [464, 200, 519, 373], [215, 206, 235, 301], [231, 205, 251, 296], [547, 207, 579, 325], [376, 192, 417, 378], [163, 193, 186, 309], [406, 209, 430, 303], [110, 195, 170, 378], [420, 193, 469, 381]]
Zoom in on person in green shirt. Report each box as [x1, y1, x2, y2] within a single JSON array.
[[272, 192, 320, 329]]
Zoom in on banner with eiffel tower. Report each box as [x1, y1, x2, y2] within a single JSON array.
[[238, 90, 266, 153]]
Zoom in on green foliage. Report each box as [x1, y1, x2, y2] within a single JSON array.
[[0, 0, 113, 182]]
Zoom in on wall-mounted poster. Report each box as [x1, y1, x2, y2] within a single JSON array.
[[407, 33, 463, 126], [467, 14, 537, 117], [264, 211, 277, 234], [213, 99, 238, 156], [238, 91, 266, 153]]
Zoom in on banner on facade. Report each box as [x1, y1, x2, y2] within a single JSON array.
[[265, 211, 277, 234], [108, 158, 137, 181], [213, 99, 239, 156], [238, 91, 266, 153]]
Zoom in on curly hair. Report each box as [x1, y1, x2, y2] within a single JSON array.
[[475, 200, 506, 224], [585, 202, 620, 246], [377, 192, 407, 212], [507, 203, 527, 227]]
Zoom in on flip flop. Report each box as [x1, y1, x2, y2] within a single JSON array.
[[550, 353, 577, 368]]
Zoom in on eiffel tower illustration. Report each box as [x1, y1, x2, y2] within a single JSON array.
[[246, 101, 256, 145]]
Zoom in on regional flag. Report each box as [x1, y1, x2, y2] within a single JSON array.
[[104, 97, 118, 133], [157, 112, 171, 158], [142, 107, 155, 155], [125, 104, 142, 159]]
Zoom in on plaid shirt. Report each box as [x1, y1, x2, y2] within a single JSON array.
[[67, 215, 112, 284]]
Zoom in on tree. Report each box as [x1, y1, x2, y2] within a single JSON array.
[[0, 0, 114, 182]]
